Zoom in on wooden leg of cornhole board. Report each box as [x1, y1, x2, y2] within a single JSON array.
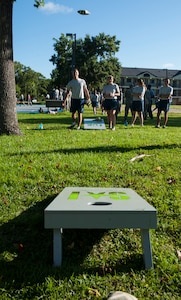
[[53, 228, 63, 266], [141, 229, 153, 269]]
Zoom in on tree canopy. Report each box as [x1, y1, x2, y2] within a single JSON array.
[[15, 62, 51, 100], [50, 33, 121, 90]]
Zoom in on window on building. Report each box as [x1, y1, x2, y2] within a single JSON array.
[[143, 73, 150, 77], [172, 80, 177, 87], [157, 80, 161, 86]]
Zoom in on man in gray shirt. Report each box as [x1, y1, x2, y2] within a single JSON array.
[[64, 69, 91, 129]]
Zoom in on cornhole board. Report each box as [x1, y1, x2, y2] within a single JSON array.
[[44, 187, 157, 269], [84, 118, 106, 130]]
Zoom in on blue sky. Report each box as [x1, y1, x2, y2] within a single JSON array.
[[13, 0, 181, 79]]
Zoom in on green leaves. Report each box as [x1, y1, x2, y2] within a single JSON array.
[[50, 33, 121, 88], [34, 0, 45, 8]]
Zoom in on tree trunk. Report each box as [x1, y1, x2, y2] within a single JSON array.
[[0, 0, 22, 135]]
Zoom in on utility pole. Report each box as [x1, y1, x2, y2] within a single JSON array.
[[66, 33, 76, 70]]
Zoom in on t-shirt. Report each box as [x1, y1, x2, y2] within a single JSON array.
[[125, 88, 133, 103], [103, 84, 120, 99], [91, 93, 99, 102], [133, 86, 146, 101], [67, 78, 87, 99], [145, 89, 154, 104], [159, 85, 173, 100]]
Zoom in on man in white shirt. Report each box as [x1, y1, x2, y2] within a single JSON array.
[[63, 69, 91, 130]]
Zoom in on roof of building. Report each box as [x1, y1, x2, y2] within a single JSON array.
[[121, 67, 181, 79]]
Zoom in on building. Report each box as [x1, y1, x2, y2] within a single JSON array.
[[120, 67, 181, 104]]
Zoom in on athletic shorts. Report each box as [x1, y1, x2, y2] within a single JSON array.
[[157, 100, 170, 113], [92, 101, 99, 108], [132, 100, 144, 112], [103, 99, 118, 111], [70, 98, 85, 113]]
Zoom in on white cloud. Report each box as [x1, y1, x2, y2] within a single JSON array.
[[39, 2, 73, 14], [162, 63, 175, 69]]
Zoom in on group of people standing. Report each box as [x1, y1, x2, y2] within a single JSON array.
[[124, 78, 173, 128], [63, 68, 173, 130]]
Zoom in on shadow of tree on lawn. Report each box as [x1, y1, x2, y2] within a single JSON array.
[[18, 113, 181, 128], [4, 140, 181, 159]]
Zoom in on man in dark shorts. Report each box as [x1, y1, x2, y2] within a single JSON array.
[[63, 69, 91, 130], [156, 78, 173, 128]]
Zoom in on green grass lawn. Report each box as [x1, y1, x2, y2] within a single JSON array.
[[0, 107, 181, 299]]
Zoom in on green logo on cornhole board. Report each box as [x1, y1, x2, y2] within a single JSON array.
[[68, 192, 129, 201]]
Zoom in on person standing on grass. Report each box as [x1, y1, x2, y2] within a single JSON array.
[[124, 84, 133, 125], [102, 75, 120, 130], [55, 87, 60, 100], [20, 93, 25, 105], [156, 78, 173, 128], [90, 89, 99, 115], [115, 87, 123, 121], [27, 94, 32, 106], [144, 84, 154, 120], [131, 79, 146, 126], [63, 68, 91, 130]]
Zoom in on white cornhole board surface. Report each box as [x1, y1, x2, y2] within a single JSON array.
[[84, 118, 106, 130]]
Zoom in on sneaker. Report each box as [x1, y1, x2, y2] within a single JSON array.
[[155, 125, 160, 128], [131, 124, 134, 127], [70, 121, 76, 129], [163, 125, 166, 128], [112, 127, 115, 131], [77, 126, 81, 130]]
